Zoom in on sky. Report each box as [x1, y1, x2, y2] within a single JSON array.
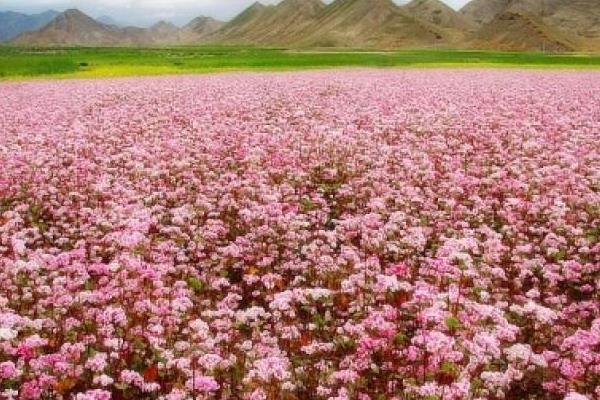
[[0, 0, 473, 27]]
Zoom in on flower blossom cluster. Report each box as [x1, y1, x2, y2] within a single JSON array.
[[0, 70, 599, 399]]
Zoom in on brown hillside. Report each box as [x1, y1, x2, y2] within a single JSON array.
[[404, 0, 475, 30], [473, 10, 578, 51], [148, 21, 181, 44], [210, 0, 324, 44], [296, 0, 447, 48], [180, 17, 224, 43], [207, 2, 272, 43], [460, 0, 511, 25], [9, 1, 600, 51], [11, 9, 145, 45]]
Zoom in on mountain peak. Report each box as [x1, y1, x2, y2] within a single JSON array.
[[276, 0, 326, 15], [248, 1, 266, 11], [51, 8, 100, 26], [181, 16, 224, 42], [474, 9, 577, 51], [0, 9, 60, 41], [406, 0, 451, 9], [62, 9, 88, 18], [279, 0, 325, 7], [151, 20, 177, 30], [404, 0, 474, 30], [5, 0, 598, 51]]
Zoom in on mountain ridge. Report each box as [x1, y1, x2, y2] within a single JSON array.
[[0, 10, 60, 41], [7, 0, 600, 51]]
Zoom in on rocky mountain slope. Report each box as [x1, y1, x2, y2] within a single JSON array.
[[0, 10, 59, 41], [7, 0, 600, 51], [295, 0, 446, 48]]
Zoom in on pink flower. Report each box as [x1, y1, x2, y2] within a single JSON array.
[[74, 389, 112, 400], [564, 393, 589, 400], [386, 263, 410, 278], [185, 376, 220, 392], [0, 361, 18, 379]]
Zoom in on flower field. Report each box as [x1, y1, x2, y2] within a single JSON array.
[[0, 70, 599, 400]]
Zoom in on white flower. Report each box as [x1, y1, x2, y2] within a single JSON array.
[[564, 392, 589, 400], [1, 389, 18, 400], [93, 374, 114, 387], [0, 328, 17, 341]]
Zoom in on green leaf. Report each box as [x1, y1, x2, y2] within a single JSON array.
[[313, 313, 326, 329], [393, 333, 407, 346], [440, 361, 458, 375], [445, 316, 462, 331], [552, 249, 567, 261], [187, 277, 205, 294], [300, 197, 317, 212], [84, 280, 95, 291], [114, 382, 130, 391]]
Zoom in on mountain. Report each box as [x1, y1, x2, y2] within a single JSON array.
[[211, 0, 325, 44], [473, 10, 578, 51], [296, 0, 446, 48], [96, 15, 121, 26], [0, 10, 59, 41], [180, 16, 224, 42], [207, 2, 271, 43], [404, 0, 474, 31], [461, 0, 600, 50], [536, 0, 600, 43], [6, 0, 600, 51], [460, 0, 510, 25], [148, 21, 181, 44], [11, 9, 152, 46]]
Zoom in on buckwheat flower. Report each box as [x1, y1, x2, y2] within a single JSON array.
[[480, 371, 509, 390], [174, 341, 191, 352], [236, 306, 268, 325], [185, 376, 219, 392], [85, 352, 108, 372], [1, 389, 18, 400], [386, 262, 409, 277], [280, 325, 301, 340], [374, 274, 402, 293], [103, 338, 124, 350], [301, 342, 334, 355], [505, 343, 533, 364], [330, 369, 359, 384], [118, 230, 146, 249], [248, 388, 267, 400], [141, 382, 161, 393], [189, 319, 210, 339], [316, 386, 332, 397], [159, 389, 186, 400], [11, 237, 26, 255], [93, 374, 114, 387], [329, 388, 351, 400], [240, 340, 253, 351], [269, 290, 296, 312], [0, 327, 18, 341], [199, 353, 223, 370], [249, 356, 291, 382], [564, 392, 589, 400], [171, 297, 193, 313], [303, 288, 332, 302], [120, 370, 144, 387], [0, 362, 19, 379], [523, 301, 558, 324], [74, 389, 111, 400]]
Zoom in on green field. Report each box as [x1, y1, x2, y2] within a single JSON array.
[[1, 46, 600, 80]]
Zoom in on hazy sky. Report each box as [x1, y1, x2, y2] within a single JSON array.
[[1, 0, 473, 26]]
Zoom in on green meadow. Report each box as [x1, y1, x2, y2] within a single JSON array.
[[1, 46, 600, 79]]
